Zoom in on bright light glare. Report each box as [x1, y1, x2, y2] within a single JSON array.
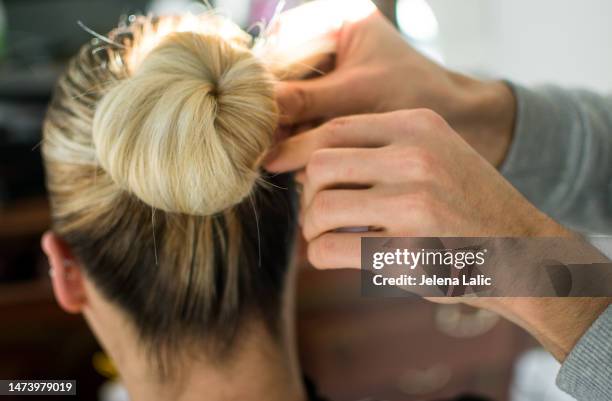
[[123, 1, 378, 78], [396, 0, 439, 41], [253, 0, 377, 71]]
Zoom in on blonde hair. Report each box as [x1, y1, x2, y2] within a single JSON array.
[[94, 31, 277, 215], [42, 14, 302, 367]]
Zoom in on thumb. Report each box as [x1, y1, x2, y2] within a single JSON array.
[[276, 75, 347, 125]]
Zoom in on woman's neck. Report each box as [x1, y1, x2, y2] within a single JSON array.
[[82, 265, 306, 401], [121, 324, 306, 401]]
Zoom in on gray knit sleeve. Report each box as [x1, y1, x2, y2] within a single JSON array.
[[500, 83, 612, 235], [556, 306, 612, 400]]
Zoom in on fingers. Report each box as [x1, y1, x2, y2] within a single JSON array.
[[302, 189, 390, 241], [276, 72, 373, 125], [301, 147, 379, 206], [302, 187, 443, 241], [265, 115, 389, 172], [306, 232, 364, 269], [299, 144, 448, 206], [308, 231, 398, 269], [276, 77, 344, 125], [307, 232, 459, 301]]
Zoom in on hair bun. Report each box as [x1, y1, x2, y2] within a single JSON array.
[[92, 32, 277, 215]]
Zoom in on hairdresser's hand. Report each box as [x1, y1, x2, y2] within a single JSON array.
[[276, 11, 515, 167], [266, 109, 568, 268], [269, 110, 612, 365]]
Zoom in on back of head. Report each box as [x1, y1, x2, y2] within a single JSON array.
[[43, 14, 297, 369]]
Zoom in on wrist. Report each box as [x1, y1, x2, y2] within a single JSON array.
[[447, 73, 517, 167], [520, 208, 575, 238], [498, 298, 611, 362], [477, 227, 610, 362]]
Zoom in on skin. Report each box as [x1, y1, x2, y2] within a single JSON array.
[[267, 10, 611, 362], [41, 232, 306, 401], [275, 11, 516, 168]]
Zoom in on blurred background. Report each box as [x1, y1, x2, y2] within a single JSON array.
[[2, 0, 610, 400]]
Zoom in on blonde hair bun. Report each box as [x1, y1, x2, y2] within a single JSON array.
[[92, 31, 278, 216]]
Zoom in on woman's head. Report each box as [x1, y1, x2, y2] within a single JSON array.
[[42, 14, 297, 371]]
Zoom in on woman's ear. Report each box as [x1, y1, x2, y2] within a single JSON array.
[[41, 231, 87, 314]]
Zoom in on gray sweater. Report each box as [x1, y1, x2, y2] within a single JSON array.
[[502, 84, 612, 400]]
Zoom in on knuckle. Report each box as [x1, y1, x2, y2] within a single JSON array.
[[390, 147, 438, 180], [410, 148, 437, 176], [312, 191, 334, 215], [390, 147, 416, 170], [327, 116, 352, 129], [306, 149, 334, 180], [322, 117, 352, 146], [393, 109, 415, 121], [387, 110, 414, 136], [293, 85, 312, 115], [405, 109, 447, 132], [320, 235, 338, 257], [385, 191, 442, 234], [415, 108, 447, 129], [392, 192, 436, 219], [307, 236, 335, 268], [307, 192, 334, 235]]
